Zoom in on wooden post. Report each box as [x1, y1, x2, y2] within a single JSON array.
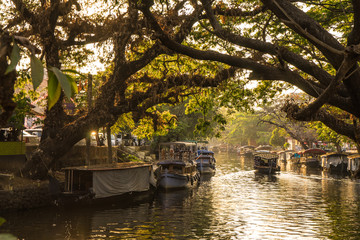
[[106, 124, 112, 163], [86, 74, 93, 166]]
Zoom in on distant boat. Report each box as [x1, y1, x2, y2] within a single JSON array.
[[299, 148, 326, 168], [253, 152, 280, 174], [196, 149, 216, 175], [156, 142, 200, 190], [321, 152, 348, 174]]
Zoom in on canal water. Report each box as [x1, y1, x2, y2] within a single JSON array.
[[2, 153, 360, 239]]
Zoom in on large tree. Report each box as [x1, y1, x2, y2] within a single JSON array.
[[2, 0, 360, 179], [139, 0, 360, 148], [1, 0, 235, 179]]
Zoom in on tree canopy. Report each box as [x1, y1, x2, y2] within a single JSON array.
[[1, 0, 360, 178]]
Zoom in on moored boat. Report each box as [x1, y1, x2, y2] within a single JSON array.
[[254, 152, 280, 174], [60, 162, 153, 203], [196, 149, 216, 174], [156, 142, 200, 190], [299, 148, 326, 168], [321, 152, 348, 174]]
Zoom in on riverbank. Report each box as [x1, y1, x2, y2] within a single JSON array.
[[0, 145, 155, 212]]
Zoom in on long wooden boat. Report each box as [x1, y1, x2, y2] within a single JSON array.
[[156, 142, 200, 190], [254, 152, 280, 174], [321, 152, 348, 174], [196, 149, 216, 174], [61, 162, 153, 202]]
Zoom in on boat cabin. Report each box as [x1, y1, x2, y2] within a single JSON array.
[[254, 152, 279, 174], [63, 162, 152, 199], [321, 152, 348, 174], [299, 148, 326, 167], [159, 141, 197, 162]]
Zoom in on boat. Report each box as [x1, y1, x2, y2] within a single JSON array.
[[155, 142, 200, 190], [60, 162, 154, 202], [253, 152, 280, 174], [321, 152, 348, 174], [347, 154, 360, 177], [287, 151, 302, 165], [196, 149, 216, 174], [299, 148, 326, 168]]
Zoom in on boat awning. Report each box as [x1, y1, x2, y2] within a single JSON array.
[[93, 166, 150, 198], [254, 152, 278, 160], [302, 148, 326, 155]]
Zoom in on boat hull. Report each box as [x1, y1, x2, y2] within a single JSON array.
[[157, 172, 199, 190], [254, 166, 280, 174], [196, 164, 216, 174]]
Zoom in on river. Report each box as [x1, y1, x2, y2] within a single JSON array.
[[1, 153, 360, 239]]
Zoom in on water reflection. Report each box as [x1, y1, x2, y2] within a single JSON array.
[[2, 153, 360, 239]]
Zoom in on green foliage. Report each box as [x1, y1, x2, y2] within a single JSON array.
[[47, 71, 62, 110], [9, 92, 32, 130], [5, 40, 20, 75], [222, 111, 274, 145], [30, 54, 44, 91], [270, 128, 286, 149], [49, 67, 72, 100], [310, 121, 350, 146]]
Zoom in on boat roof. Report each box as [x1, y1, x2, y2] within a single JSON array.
[[348, 154, 360, 159], [62, 162, 151, 171], [255, 145, 272, 150], [321, 152, 347, 158], [302, 148, 326, 155], [278, 150, 295, 153], [254, 152, 278, 159]]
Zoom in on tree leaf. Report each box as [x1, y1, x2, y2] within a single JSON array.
[[49, 67, 72, 99], [48, 71, 61, 110], [5, 41, 21, 75], [30, 54, 44, 91], [62, 69, 86, 78], [65, 74, 78, 96]]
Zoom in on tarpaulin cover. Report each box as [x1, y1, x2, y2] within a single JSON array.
[[93, 167, 150, 198]]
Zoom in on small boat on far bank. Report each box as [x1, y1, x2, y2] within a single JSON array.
[[299, 148, 326, 168], [155, 142, 200, 190], [254, 152, 280, 174], [196, 149, 216, 175], [321, 152, 348, 174]]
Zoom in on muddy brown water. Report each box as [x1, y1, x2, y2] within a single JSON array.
[[1, 153, 360, 239]]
